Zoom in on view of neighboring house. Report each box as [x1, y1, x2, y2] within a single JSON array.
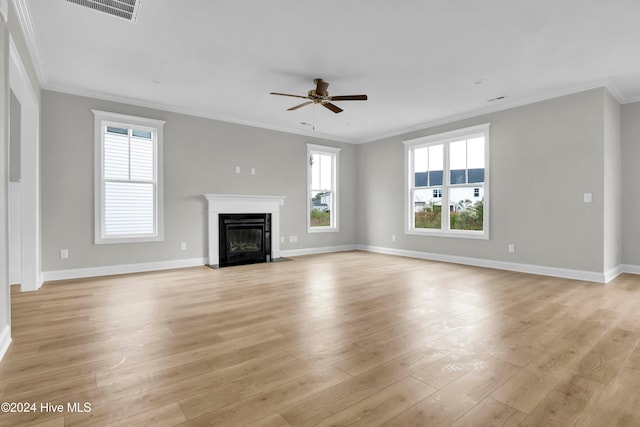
[[312, 192, 331, 212], [414, 169, 485, 212], [414, 186, 484, 212]]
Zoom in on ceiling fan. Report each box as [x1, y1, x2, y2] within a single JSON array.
[[270, 78, 367, 113]]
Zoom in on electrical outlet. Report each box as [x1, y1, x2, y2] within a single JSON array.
[[293, 235, 298, 243], [392, 234, 396, 242], [584, 193, 592, 203], [508, 244, 515, 253], [235, 166, 241, 174], [60, 249, 69, 259], [251, 168, 256, 175], [289, 236, 294, 243], [280, 236, 284, 244], [180, 242, 187, 251]]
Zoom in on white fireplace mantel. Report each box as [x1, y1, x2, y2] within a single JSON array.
[[203, 194, 286, 266]]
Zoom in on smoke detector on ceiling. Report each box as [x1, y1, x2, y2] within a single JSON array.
[[66, 0, 142, 23]]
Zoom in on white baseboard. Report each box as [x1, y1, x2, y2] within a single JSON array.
[[41, 258, 208, 282], [620, 264, 640, 275], [37, 250, 640, 285], [9, 269, 20, 286], [280, 245, 358, 258], [357, 245, 608, 283], [0, 325, 11, 363], [604, 265, 626, 283]]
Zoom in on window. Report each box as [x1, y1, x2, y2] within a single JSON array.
[[307, 143, 340, 232], [93, 110, 165, 244], [404, 123, 490, 239]]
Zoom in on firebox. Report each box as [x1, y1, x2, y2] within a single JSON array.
[[218, 213, 271, 267]]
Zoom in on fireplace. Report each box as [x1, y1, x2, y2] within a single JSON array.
[[219, 213, 271, 267], [203, 194, 285, 267]]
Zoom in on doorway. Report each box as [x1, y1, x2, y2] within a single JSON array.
[[9, 36, 40, 292]]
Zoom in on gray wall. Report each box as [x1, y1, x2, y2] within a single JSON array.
[[38, 87, 637, 275], [41, 90, 357, 272], [622, 102, 640, 266], [357, 88, 609, 273]]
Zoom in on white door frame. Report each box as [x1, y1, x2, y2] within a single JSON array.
[[9, 35, 40, 292]]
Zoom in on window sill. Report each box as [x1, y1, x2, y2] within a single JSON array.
[[308, 227, 340, 234], [95, 235, 164, 245], [405, 229, 488, 240]]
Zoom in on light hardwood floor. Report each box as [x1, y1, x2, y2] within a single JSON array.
[[1, 251, 640, 426]]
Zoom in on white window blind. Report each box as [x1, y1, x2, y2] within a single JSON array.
[[103, 126, 155, 237], [94, 111, 165, 244]]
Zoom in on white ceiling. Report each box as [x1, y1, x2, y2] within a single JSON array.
[[19, 0, 640, 143]]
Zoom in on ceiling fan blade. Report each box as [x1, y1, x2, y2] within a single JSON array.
[[315, 79, 329, 97], [270, 92, 309, 99], [329, 95, 368, 101], [322, 102, 343, 113], [287, 101, 313, 111]]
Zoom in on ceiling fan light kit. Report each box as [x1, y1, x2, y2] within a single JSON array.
[[270, 78, 368, 114]]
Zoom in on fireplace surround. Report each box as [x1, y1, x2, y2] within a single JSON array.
[[203, 194, 285, 267]]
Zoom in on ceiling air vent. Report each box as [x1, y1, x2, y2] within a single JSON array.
[[66, 0, 142, 23], [486, 95, 507, 103]]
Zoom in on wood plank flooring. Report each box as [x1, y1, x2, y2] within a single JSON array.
[[1, 251, 640, 426]]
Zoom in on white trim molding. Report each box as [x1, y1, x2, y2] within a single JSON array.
[[285, 247, 640, 284], [307, 143, 341, 233], [37, 249, 640, 285], [404, 123, 490, 240], [9, 182, 21, 285], [10, 33, 42, 292], [203, 194, 286, 266], [6, 3, 629, 148], [280, 245, 358, 258], [44, 79, 630, 146], [0, 325, 11, 363], [358, 80, 628, 144], [619, 264, 640, 276], [357, 245, 608, 283], [11, 0, 47, 85], [93, 110, 166, 245], [41, 257, 207, 282], [604, 265, 626, 283], [0, 0, 8, 23]]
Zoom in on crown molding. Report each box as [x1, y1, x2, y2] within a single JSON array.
[[44, 77, 633, 146], [623, 95, 640, 105], [7, 0, 637, 144], [40, 78, 637, 146], [358, 79, 628, 144], [15, 0, 632, 146], [43, 81, 359, 144], [602, 78, 626, 103], [0, 0, 8, 23], [10, 0, 46, 86]]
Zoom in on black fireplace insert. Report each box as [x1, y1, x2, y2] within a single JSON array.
[[218, 213, 271, 267]]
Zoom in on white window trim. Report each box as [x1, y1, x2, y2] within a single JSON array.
[[93, 110, 166, 244], [307, 143, 340, 233], [403, 123, 490, 240]]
